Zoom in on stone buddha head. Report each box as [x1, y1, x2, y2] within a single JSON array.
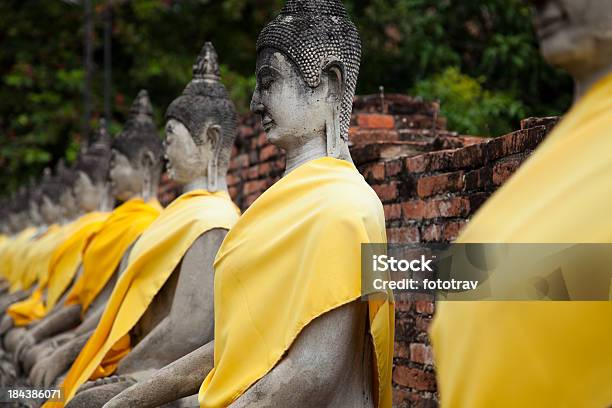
[[39, 177, 64, 225], [56, 160, 80, 221], [109, 90, 164, 202], [531, 0, 612, 81], [7, 189, 29, 232], [165, 42, 237, 191], [27, 183, 44, 227], [251, 0, 361, 160], [74, 121, 113, 212]]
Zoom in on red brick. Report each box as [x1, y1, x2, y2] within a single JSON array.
[[402, 197, 470, 220], [258, 162, 272, 177], [228, 186, 238, 200], [421, 223, 443, 242], [421, 220, 467, 242], [257, 132, 267, 147], [357, 113, 395, 129], [395, 298, 412, 312], [260, 144, 278, 161], [372, 182, 398, 202], [363, 163, 385, 182], [245, 193, 259, 207], [383, 203, 401, 220], [492, 157, 522, 186], [229, 153, 249, 170], [393, 366, 436, 391], [395, 341, 410, 359], [410, 343, 434, 365], [464, 166, 493, 191], [387, 227, 420, 244], [239, 125, 254, 139], [405, 154, 429, 173], [350, 129, 399, 145], [443, 220, 467, 241], [415, 315, 432, 333], [244, 180, 267, 196], [415, 300, 435, 314], [406, 144, 485, 174], [385, 159, 403, 177], [226, 173, 239, 187], [246, 166, 259, 180], [417, 171, 464, 198]]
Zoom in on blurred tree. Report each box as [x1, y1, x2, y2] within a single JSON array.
[[0, 0, 572, 195]]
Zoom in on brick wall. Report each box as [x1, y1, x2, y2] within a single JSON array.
[[158, 96, 559, 407]]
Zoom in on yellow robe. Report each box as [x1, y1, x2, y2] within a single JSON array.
[[7, 224, 71, 326], [58, 190, 240, 404], [2, 227, 37, 290], [430, 74, 612, 407], [65, 199, 162, 314], [45, 212, 110, 312], [198, 157, 395, 408]]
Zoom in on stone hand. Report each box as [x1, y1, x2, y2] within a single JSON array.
[[14, 330, 35, 367]]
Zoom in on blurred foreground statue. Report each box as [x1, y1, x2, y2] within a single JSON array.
[[99, 2, 394, 408], [56, 43, 240, 408], [431, 1, 612, 407]]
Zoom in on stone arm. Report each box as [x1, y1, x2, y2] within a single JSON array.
[[103, 340, 214, 408], [15, 304, 82, 367], [28, 304, 81, 343], [229, 300, 371, 408], [116, 229, 226, 374]]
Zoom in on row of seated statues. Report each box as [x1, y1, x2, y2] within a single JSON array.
[[0, 1, 394, 407]]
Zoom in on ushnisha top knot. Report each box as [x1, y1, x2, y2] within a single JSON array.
[[256, 0, 361, 140], [76, 121, 113, 184], [165, 42, 237, 155], [113, 90, 164, 164], [192, 42, 221, 82]]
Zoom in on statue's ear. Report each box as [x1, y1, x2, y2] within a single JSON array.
[[322, 58, 346, 103], [141, 150, 156, 170], [206, 124, 222, 153]]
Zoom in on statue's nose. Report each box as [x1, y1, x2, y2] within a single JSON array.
[[250, 93, 264, 114]]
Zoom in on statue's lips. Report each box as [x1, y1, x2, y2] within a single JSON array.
[[262, 117, 274, 131]]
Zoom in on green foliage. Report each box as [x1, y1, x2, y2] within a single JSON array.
[[413, 67, 526, 136], [0, 0, 572, 195]]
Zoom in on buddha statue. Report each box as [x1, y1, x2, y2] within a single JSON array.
[[431, 1, 612, 407], [22, 93, 166, 390], [60, 41, 241, 408], [101, 2, 394, 408]]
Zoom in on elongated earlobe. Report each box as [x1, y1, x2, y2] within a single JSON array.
[[206, 125, 222, 191], [325, 103, 341, 158]]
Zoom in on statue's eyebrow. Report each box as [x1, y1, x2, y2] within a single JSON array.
[[256, 65, 281, 79]]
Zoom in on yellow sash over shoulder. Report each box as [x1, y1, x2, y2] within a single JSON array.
[[59, 190, 240, 404], [198, 157, 394, 408], [65, 198, 162, 313], [45, 211, 110, 312], [431, 74, 612, 407]]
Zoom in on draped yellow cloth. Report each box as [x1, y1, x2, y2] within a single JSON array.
[[21, 224, 64, 291], [198, 157, 394, 408], [430, 74, 612, 407], [7, 224, 70, 326], [2, 227, 37, 291], [45, 212, 110, 312], [58, 190, 240, 404], [64, 199, 162, 314]]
